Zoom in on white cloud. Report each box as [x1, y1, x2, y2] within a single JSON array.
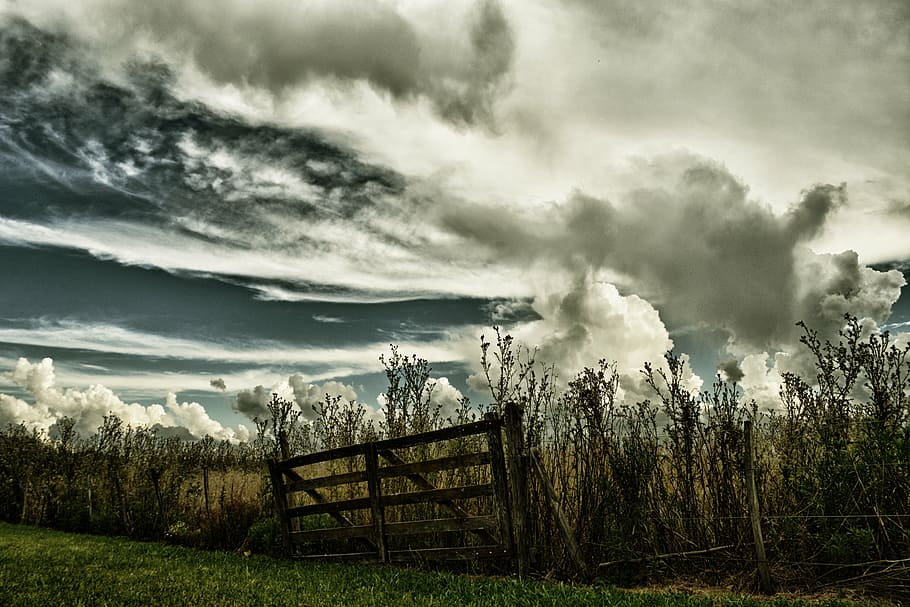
[[1, 357, 249, 441], [288, 377, 360, 421], [514, 279, 673, 379], [0, 320, 469, 371], [0, 214, 529, 300]]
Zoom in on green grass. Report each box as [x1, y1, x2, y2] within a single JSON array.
[[0, 523, 888, 607]]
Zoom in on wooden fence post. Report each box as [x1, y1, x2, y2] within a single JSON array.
[[504, 402, 531, 578], [365, 442, 389, 562], [744, 420, 773, 594], [485, 413, 514, 556], [267, 458, 292, 556], [202, 467, 211, 518]]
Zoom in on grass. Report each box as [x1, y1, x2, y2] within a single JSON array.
[[0, 523, 892, 607]]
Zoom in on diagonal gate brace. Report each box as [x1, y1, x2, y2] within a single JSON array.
[[378, 448, 499, 545], [281, 467, 378, 552]]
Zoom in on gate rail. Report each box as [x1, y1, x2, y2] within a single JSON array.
[[268, 411, 524, 568]]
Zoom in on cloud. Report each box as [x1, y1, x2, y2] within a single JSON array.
[[0, 357, 249, 441], [425, 377, 468, 421], [5, 0, 514, 129], [234, 385, 271, 422], [209, 377, 226, 391], [287, 376, 359, 422], [441, 152, 904, 352], [718, 360, 745, 384], [526, 1, 909, 173], [0, 320, 468, 370], [794, 249, 906, 342], [515, 279, 672, 379], [232, 376, 364, 424]]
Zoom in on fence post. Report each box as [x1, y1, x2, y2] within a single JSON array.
[[485, 413, 514, 556], [267, 458, 292, 556], [504, 401, 531, 578], [744, 420, 773, 594], [365, 441, 389, 562]]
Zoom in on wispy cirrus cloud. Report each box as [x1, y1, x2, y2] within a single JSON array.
[[0, 320, 472, 369]]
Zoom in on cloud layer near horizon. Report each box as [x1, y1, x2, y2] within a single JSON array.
[[0, 357, 249, 441]]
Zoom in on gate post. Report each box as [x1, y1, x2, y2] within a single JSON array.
[[504, 402, 530, 578], [267, 458, 292, 556], [365, 442, 389, 562], [485, 413, 514, 556]]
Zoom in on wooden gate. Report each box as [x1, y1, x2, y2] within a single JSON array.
[[268, 412, 519, 566]]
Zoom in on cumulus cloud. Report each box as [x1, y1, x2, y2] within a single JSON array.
[[234, 385, 271, 422], [420, 377, 468, 422], [793, 250, 906, 341], [0, 357, 249, 441], [718, 360, 745, 384], [287, 376, 359, 422], [232, 376, 365, 424], [5, 0, 514, 128], [514, 279, 672, 379], [441, 152, 904, 353], [737, 351, 786, 413]]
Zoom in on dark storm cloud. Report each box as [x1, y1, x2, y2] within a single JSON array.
[[234, 385, 270, 421], [785, 184, 846, 240], [151, 424, 196, 442], [439, 153, 903, 349], [430, 0, 515, 128], [886, 199, 910, 219], [7, 0, 515, 129], [0, 17, 403, 242], [718, 360, 744, 384]]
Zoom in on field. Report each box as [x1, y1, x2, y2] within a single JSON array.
[[0, 523, 891, 607], [1, 319, 908, 597]]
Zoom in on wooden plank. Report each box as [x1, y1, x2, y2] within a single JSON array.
[[280, 466, 377, 551], [373, 419, 496, 452], [382, 483, 493, 508], [378, 449, 499, 545], [365, 442, 388, 562], [485, 412, 513, 555], [289, 525, 373, 543], [287, 496, 372, 518], [285, 469, 367, 493], [284, 451, 491, 496], [530, 448, 587, 575], [388, 546, 511, 562], [271, 459, 374, 549], [384, 515, 499, 537], [295, 551, 378, 562], [279, 443, 366, 470], [378, 451, 490, 478]]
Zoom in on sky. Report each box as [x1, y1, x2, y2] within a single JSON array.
[[0, 0, 908, 442]]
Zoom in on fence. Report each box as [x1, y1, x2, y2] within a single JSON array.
[[268, 406, 533, 571]]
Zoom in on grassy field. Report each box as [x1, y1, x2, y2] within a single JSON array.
[[0, 523, 891, 607]]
